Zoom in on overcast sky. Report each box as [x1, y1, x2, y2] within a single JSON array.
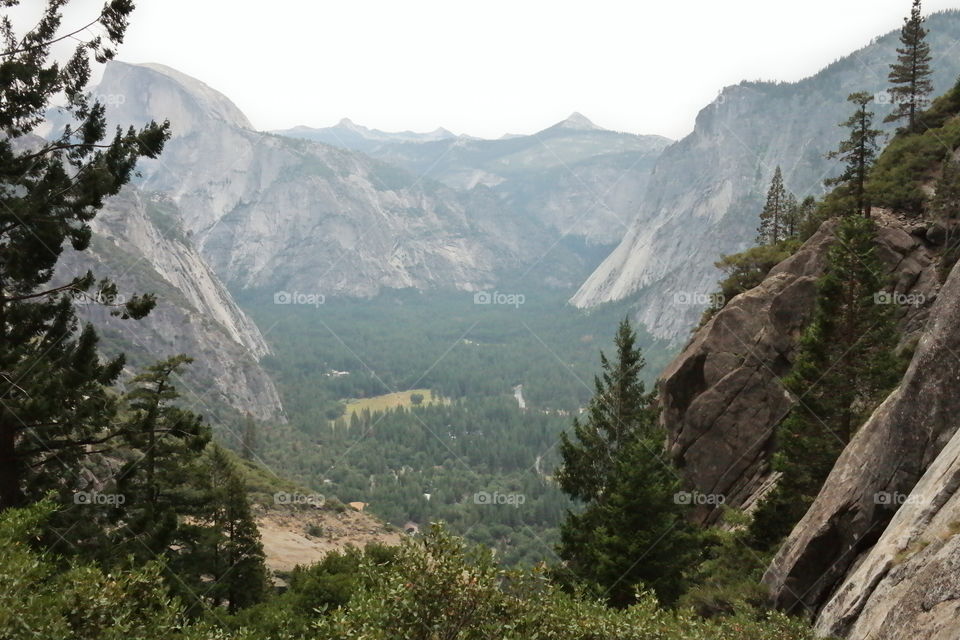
[[52, 0, 960, 139]]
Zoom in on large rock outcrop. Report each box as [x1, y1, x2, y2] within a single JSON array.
[[659, 213, 939, 524], [814, 420, 960, 640], [763, 251, 960, 632], [571, 10, 960, 343]]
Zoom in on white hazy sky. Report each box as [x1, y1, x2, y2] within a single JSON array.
[[50, 0, 960, 139]]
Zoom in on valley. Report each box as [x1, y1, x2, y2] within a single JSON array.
[[239, 288, 671, 565], [6, 1, 960, 639]]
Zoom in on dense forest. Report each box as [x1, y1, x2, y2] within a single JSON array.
[[239, 289, 674, 563]]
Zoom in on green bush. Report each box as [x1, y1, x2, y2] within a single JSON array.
[[317, 524, 816, 640], [0, 501, 241, 640], [869, 81, 960, 215]]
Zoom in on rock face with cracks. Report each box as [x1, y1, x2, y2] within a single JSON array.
[[571, 11, 960, 343], [764, 252, 960, 639], [658, 212, 938, 525]]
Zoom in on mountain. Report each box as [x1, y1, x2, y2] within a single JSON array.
[[89, 61, 610, 297], [284, 111, 672, 247], [571, 10, 960, 341], [274, 118, 457, 153], [56, 187, 285, 422]]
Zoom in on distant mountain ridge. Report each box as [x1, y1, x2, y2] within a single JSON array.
[[86, 61, 632, 299], [277, 111, 671, 246], [274, 118, 458, 152]]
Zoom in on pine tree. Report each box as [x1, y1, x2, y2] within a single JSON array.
[[240, 413, 258, 461], [779, 191, 799, 239], [826, 93, 883, 217], [757, 166, 790, 245], [194, 447, 269, 614], [112, 356, 210, 558], [556, 319, 701, 606], [0, 2, 169, 511], [556, 318, 655, 504], [750, 215, 902, 549], [885, 0, 933, 129], [558, 433, 702, 607]]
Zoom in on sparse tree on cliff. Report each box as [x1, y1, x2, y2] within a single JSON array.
[[757, 166, 790, 245], [825, 93, 883, 217], [886, 0, 933, 129], [750, 215, 902, 549]]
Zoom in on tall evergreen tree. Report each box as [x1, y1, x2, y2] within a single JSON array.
[[885, 0, 933, 129], [240, 412, 258, 461], [558, 433, 702, 607], [193, 446, 268, 614], [779, 194, 819, 240], [556, 318, 655, 504], [113, 356, 210, 559], [757, 166, 790, 245], [825, 93, 883, 217], [556, 319, 701, 606], [750, 215, 902, 549], [0, 1, 170, 511], [779, 191, 800, 240]]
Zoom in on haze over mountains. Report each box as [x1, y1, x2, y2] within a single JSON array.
[[50, 10, 960, 420], [18, 2, 960, 637]]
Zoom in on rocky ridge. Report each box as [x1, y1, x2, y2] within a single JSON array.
[[93, 61, 617, 297], [572, 11, 960, 342], [58, 187, 284, 422]]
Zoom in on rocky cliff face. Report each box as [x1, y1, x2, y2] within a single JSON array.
[[763, 244, 960, 638], [572, 11, 960, 342], [659, 212, 940, 524], [91, 62, 609, 296], [57, 187, 284, 422], [655, 208, 960, 638]]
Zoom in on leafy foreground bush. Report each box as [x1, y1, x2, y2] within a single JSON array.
[[317, 524, 816, 640], [0, 503, 815, 640], [0, 501, 243, 640]]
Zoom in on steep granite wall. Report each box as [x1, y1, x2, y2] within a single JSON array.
[[764, 250, 960, 633], [572, 11, 960, 343], [659, 213, 939, 524]]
